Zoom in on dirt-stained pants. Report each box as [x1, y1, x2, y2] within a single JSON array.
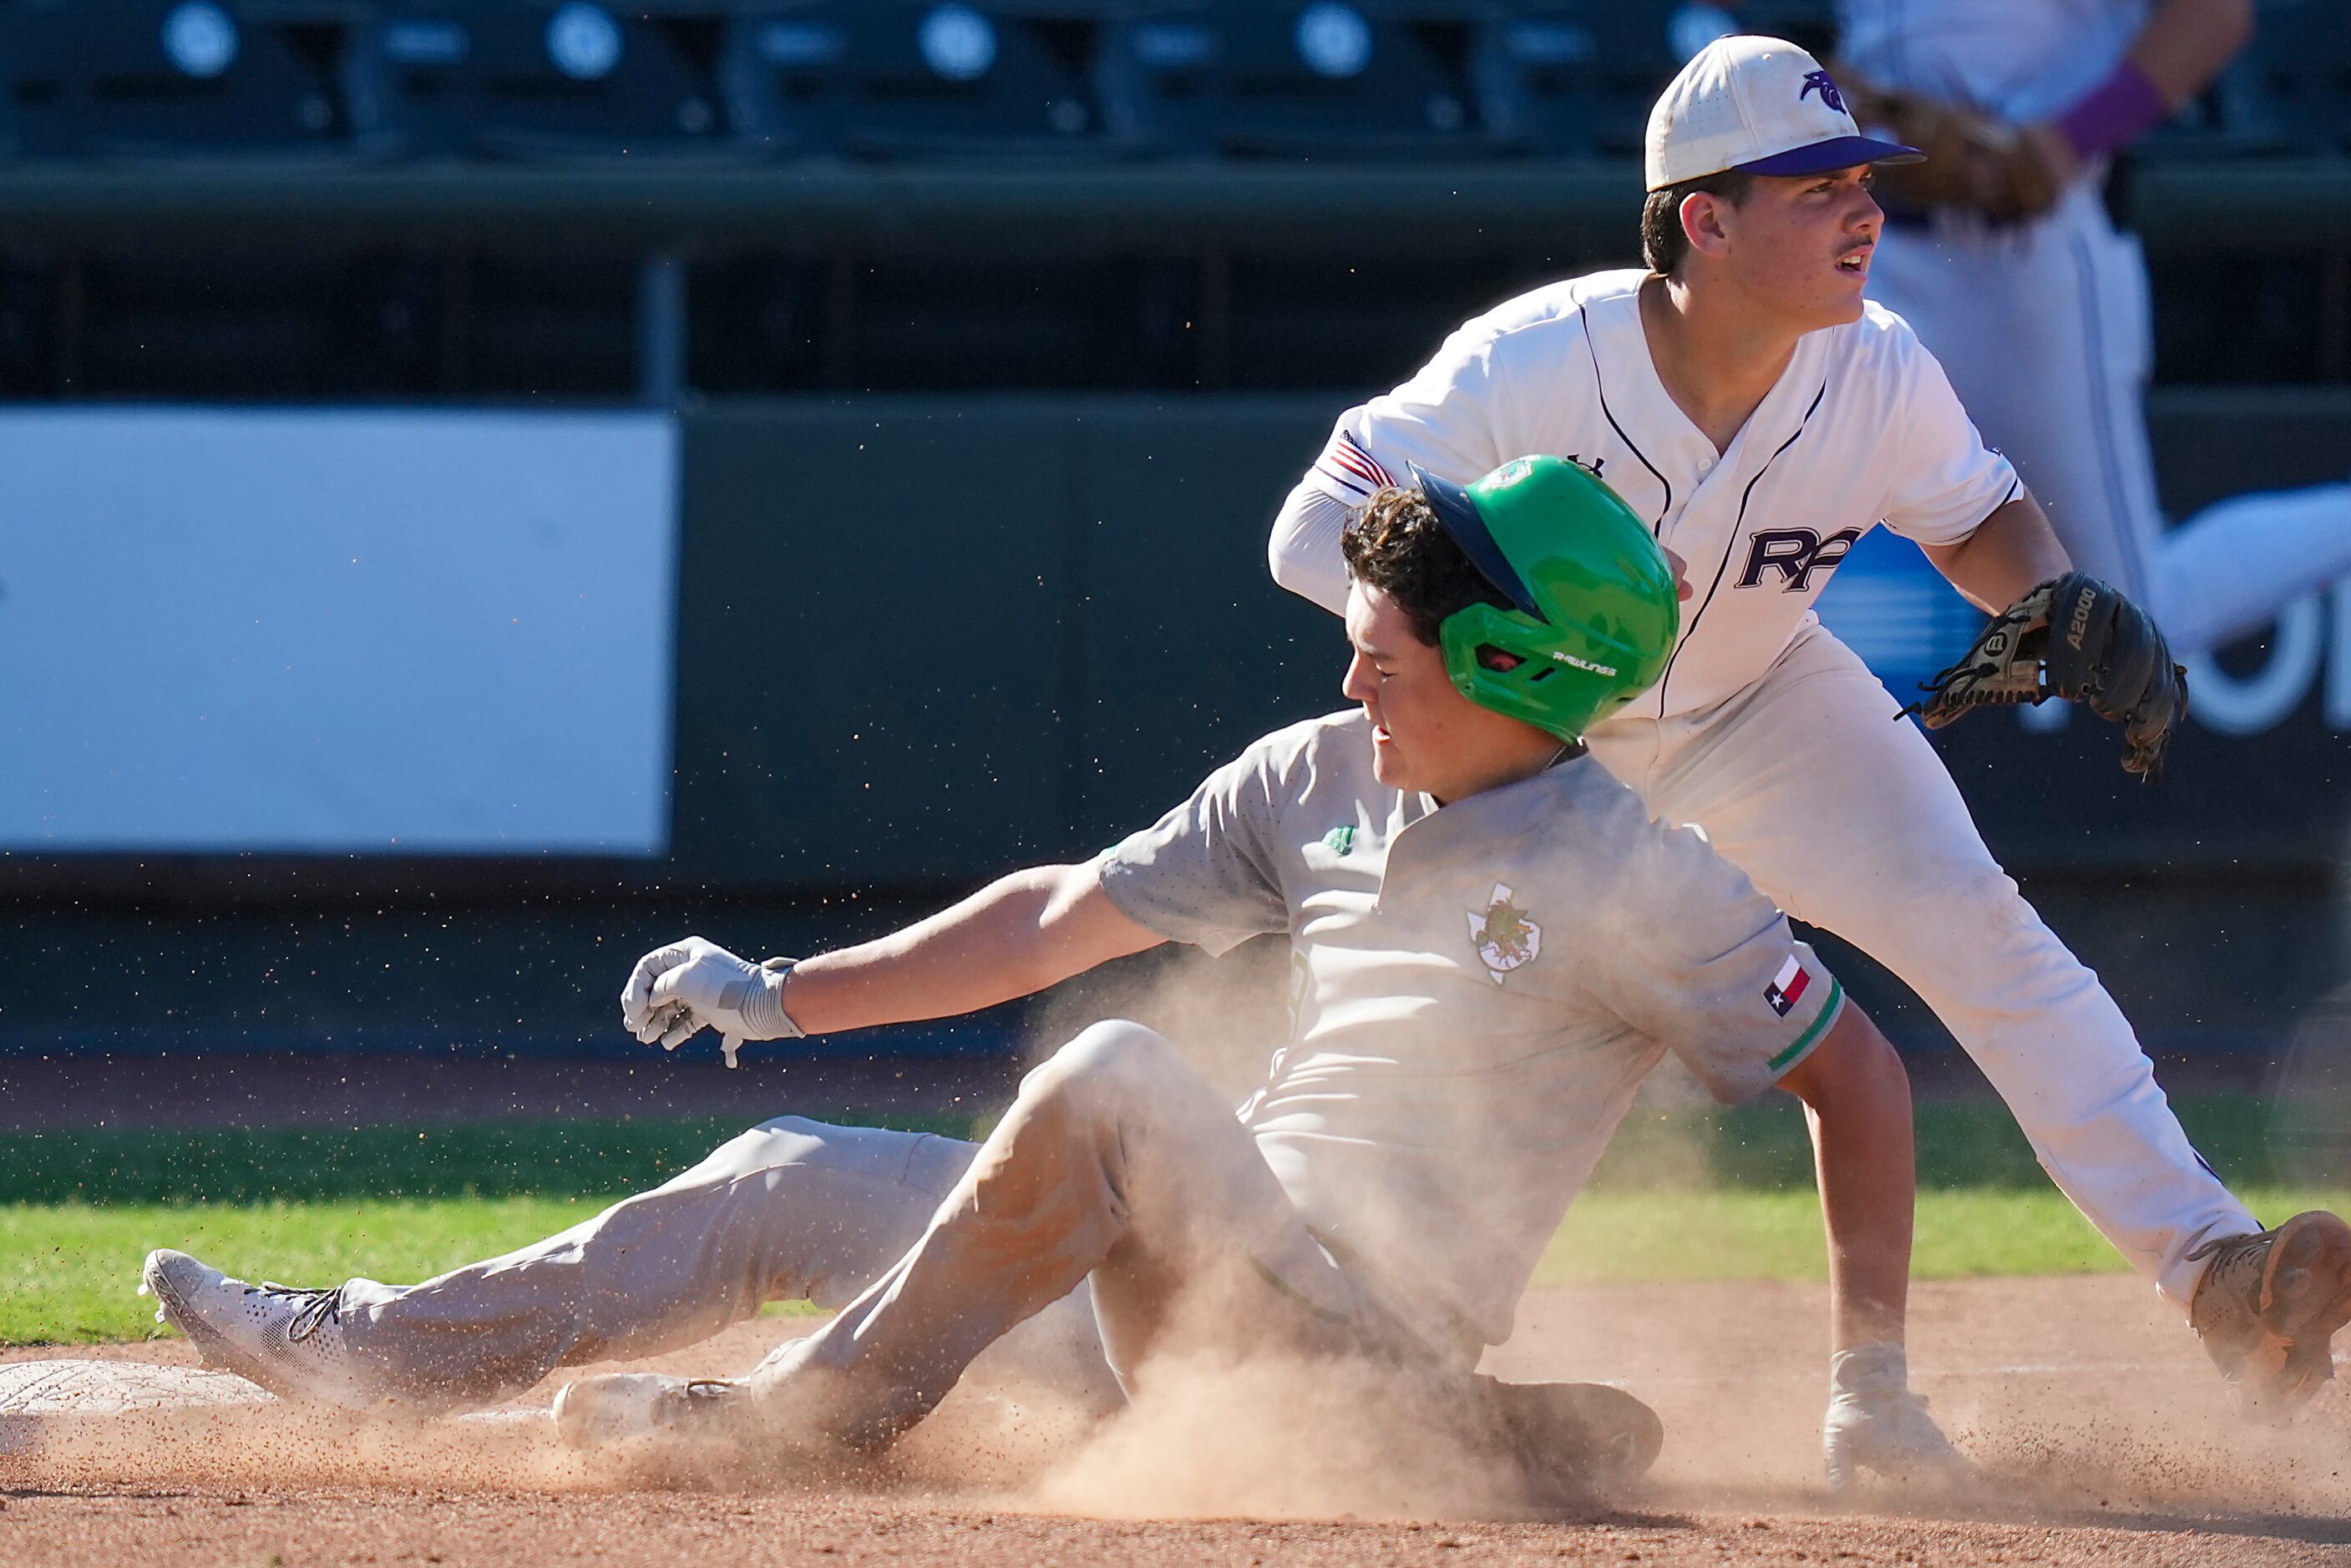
[[739, 1019, 1407, 1449], [336, 1107, 1007, 1404], [336, 1022, 1383, 1418]]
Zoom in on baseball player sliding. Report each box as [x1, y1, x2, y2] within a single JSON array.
[[1267, 34, 2351, 1421], [144, 458, 1957, 1492], [1837, 0, 2351, 665]]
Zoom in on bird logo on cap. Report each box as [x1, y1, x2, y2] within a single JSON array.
[[1799, 69, 1845, 114]]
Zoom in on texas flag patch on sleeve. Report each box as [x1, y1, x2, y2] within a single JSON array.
[[1764, 954, 1811, 1018]]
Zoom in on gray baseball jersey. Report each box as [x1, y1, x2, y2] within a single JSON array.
[[1096, 709, 1843, 1353]]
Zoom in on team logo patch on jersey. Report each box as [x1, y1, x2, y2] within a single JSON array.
[[1320, 824, 1355, 857], [1737, 527, 1862, 593], [1467, 883, 1542, 984], [1764, 954, 1811, 1018], [1799, 70, 1845, 114]]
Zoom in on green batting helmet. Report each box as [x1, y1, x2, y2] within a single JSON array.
[[1410, 456, 1680, 741]]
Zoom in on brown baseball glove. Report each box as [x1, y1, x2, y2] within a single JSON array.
[[1835, 68, 2069, 225]]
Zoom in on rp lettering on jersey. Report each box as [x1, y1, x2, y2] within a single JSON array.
[[1737, 527, 1863, 594], [1283, 272, 2023, 720]]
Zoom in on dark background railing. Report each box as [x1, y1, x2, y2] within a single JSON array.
[[2, 0, 2347, 1072]]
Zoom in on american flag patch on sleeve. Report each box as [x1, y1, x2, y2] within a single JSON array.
[[1764, 954, 1811, 1018], [1313, 430, 1398, 498]]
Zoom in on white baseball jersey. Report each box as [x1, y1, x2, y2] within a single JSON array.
[[1836, 0, 2146, 124], [1842, 2, 2351, 665], [1097, 708, 1842, 1353], [1272, 269, 2019, 721]]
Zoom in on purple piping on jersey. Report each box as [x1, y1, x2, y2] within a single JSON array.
[[1657, 379, 1829, 713], [2067, 230, 2151, 598], [1577, 301, 1672, 534]]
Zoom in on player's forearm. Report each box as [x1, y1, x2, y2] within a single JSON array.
[[2130, 0, 2254, 106], [1781, 1005, 1916, 1352], [778, 864, 1162, 1035], [1919, 494, 2072, 614]]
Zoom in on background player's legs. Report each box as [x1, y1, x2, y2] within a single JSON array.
[[1871, 198, 2351, 657], [2154, 483, 2351, 655], [1587, 626, 2256, 1310], [333, 1118, 995, 1404], [1868, 195, 2166, 602], [737, 1019, 1397, 1451]]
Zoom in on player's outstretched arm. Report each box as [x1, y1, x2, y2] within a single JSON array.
[[781, 863, 1163, 1031], [2009, 0, 2253, 199], [2130, 0, 2255, 110], [1916, 493, 2071, 615], [620, 863, 1163, 1056]]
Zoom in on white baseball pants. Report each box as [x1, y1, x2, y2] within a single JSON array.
[[336, 1022, 1400, 1420], [1867, 185, 2351, 658], [1587, 621, 2256, 1309]]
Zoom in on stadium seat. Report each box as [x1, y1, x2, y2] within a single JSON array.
[[723, 3, 1116, 159], [2243, 0, 2351, 155], [1731, 0, 1838, 62], [0, 0, 359, 159], [1470, 2, 1680, 159], [1098, 2, 1502, 160], [353, 2, 742, 161]]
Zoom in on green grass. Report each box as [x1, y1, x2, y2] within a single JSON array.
[[0, 1113, 988, 1206], [0, 1093, 2293, 1207], [3, 1096, 2338, 1345], [1, 1199, 835, 1345], [23, 1186, 2351, 1345], [1535, 1186, 2351, 1287]]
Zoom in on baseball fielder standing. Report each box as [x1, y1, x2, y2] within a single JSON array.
[[1269, 35, 2351, 1419], [1837, 0, 2351, 664]]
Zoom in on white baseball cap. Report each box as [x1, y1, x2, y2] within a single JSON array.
[[1644, 35, 1921, 192]]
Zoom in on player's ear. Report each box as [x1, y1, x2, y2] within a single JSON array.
[[1679, 190, 1733, 263]]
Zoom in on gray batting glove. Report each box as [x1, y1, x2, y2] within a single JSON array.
[[619, 936, 802, 1067], [1821, 1343, 1972, 1493]]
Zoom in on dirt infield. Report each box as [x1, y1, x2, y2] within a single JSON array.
[[8, 1272, 2351, 1566]]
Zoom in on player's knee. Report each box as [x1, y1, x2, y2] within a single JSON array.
[[1943, 867, 2059, 951], [1020, 1019, 1183, 1122], [681, 1115, 941, 1188]]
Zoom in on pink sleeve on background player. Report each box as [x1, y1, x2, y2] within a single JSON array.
[[1875, 326, 2024, 547]]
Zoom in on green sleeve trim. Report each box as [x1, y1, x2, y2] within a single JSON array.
[[1769, 976, 1844, 1074]]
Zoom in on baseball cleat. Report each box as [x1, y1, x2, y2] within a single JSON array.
[[1477, 1375, 1664, 1489], [140, 1248, 388, 1409], [551, 1372, 750, 1449], [2188, 1210, 2351, 1424]]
